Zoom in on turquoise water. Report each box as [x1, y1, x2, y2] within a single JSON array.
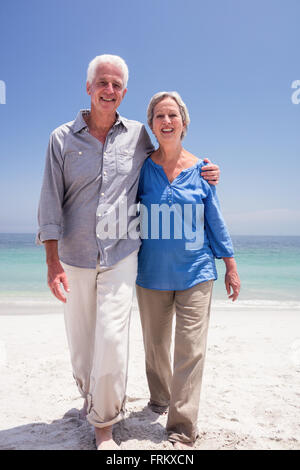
[[0, 233, 48, 299], [0, 234, 299, 306], [214, 235, 300, 305]]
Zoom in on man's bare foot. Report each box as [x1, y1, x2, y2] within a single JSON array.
[[95, 425, 120, 450], [173, 441, 194, 450], [148, 401, 168, 415], [79, 398, 88, 419]]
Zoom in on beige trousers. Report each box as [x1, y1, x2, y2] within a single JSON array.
[[61, 250, 138, 428], [136, 280, 213, 443]]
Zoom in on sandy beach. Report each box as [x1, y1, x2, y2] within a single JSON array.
[[0, 299, 299, 450]]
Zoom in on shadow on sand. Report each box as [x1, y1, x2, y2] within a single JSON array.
[[0, 405, 168, 450]]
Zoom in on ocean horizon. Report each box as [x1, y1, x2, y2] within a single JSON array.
[[0, 233, 299, 312]]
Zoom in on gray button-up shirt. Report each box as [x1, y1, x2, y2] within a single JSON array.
[[36, 110, 154, 267]]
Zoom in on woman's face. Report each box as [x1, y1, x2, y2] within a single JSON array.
[[152, 97, 185, 144]]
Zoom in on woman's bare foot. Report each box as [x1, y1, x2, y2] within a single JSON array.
[[173, 441, 194, 450], [95, 425, 120, 450], [79, 398, 88, 419]]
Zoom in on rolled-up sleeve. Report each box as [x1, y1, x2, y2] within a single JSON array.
[[36, 132, 64, 245], [203, 184, 234, 259]]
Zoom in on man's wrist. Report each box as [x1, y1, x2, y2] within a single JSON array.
[[46, 257, 60, 266], [44, 240, 60, 265]]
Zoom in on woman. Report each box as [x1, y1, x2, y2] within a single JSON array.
[[136, 91, 240, 449]]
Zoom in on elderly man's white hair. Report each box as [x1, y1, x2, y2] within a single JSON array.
[[86, 54, 129, 89], [147, 91, 190, 139]]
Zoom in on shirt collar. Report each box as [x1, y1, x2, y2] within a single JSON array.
[[72, 109, 128, 134]]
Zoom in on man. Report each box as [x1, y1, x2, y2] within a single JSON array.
[[37, 54, 220, 450]]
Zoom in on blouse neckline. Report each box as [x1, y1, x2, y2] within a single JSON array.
[[148, 157, 202, 185]]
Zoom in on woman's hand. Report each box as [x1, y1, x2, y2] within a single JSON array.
[[223, 257, 241, 302]]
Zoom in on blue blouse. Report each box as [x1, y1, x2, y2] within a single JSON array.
[[136, 157, 234, 291]]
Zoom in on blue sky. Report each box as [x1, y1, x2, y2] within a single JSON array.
[[0, 0, 299, 235]]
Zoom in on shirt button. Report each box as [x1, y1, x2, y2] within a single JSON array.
[[103, 152, 107, 157], [101, 193, 104, 196], [103, 171, 107, 175], [97, 234, 100, 238], [98, 213, 101, 217]]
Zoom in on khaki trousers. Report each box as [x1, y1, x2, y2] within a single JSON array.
[[61, 250, 138, 428], [136, 280, 213, 443]]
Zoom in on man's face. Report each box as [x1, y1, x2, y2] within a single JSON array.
[[86, 63, 127, 114]]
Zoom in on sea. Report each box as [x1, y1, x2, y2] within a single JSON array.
[[0, 233, 299, 312]]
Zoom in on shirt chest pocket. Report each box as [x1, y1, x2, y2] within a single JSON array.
[[115, 146, 134, 174], [64, 151, 102, 185]]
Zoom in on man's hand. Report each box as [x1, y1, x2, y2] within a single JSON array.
[[47, 260, 69, 303], [44, 240, 70, 303], [201, 158, 220, 185]]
